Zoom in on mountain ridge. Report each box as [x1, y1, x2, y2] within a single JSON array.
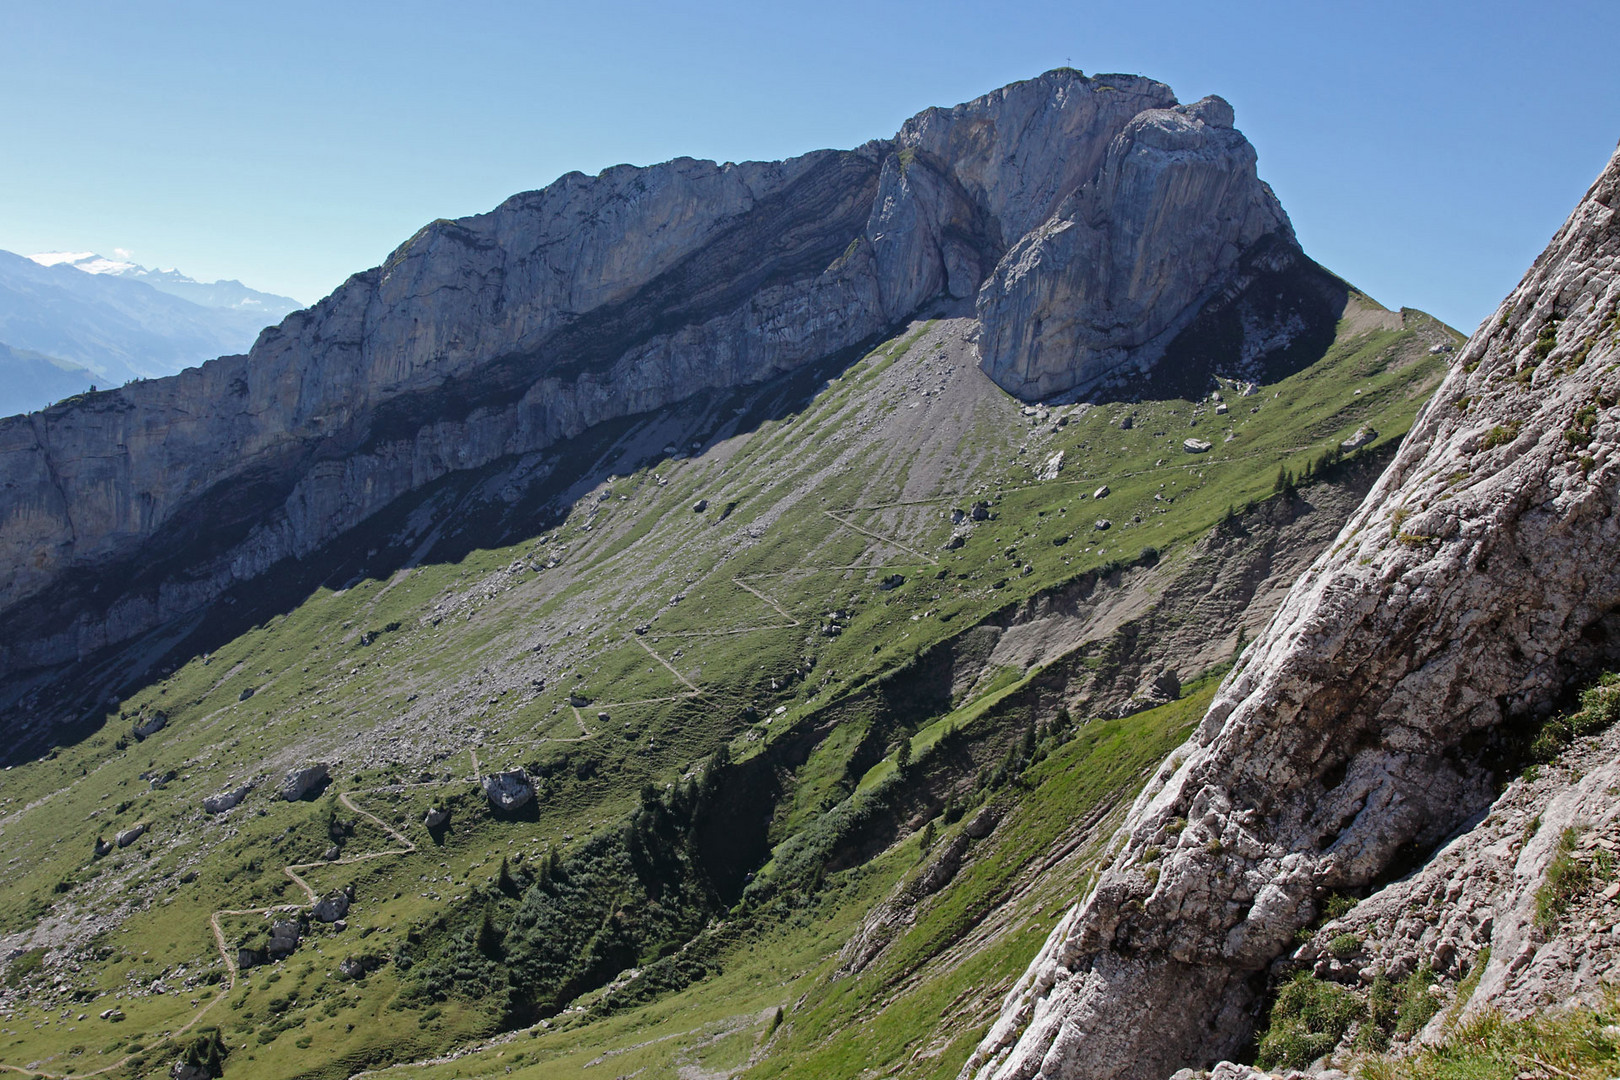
[[0, 250, 301, 416], [0, 69, 1343, 708]]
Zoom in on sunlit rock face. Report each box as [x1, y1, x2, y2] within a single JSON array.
[[0, 70, 1322, 690]]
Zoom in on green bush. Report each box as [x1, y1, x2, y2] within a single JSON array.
[[1394, 963, 1442, 1039], [1327, 933, 1362, 960], [1534, 827, 1591, 930], [1256, 973, 1363, 1069], [4, 948, 45, 987], [179, 1027, 228, 1078]]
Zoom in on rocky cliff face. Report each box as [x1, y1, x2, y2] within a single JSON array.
[[0, 70, 1315, 696], [962, 143, 1620, 1080], [975, 97, 1294, 400]]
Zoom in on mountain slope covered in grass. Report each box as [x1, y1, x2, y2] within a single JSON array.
[[0, 291, 1454, 1080]]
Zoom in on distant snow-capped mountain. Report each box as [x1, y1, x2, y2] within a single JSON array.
[[26, 251, 301, 316], [0, 249, 306, 417]]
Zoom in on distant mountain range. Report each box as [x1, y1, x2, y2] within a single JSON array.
[[0, 249, 303, 416]]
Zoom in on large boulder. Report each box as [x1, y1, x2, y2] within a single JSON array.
[[278, 764, 329, 801], [202, 784, 251, 814], [482, 769, 535, 812], [312, 888, 351, 923], [131, 713, 167, 739], [266, 919, 301, 959], [115, 823, 146, 848]]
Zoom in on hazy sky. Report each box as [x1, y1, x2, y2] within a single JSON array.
[[3, 0, 1617, 334]]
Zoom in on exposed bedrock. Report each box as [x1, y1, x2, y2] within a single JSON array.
[[964, 143, 1620, 1080], [975, 96, 1297, 400], [0, 69, 1323, 688]]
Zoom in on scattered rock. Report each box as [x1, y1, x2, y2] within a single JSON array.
[[1183, 438, 1212, 453], [944, 532, 967, 550], [267, 919, 301, 959], [1037, 450, 1065, 481], [115, 824, 146, 848], [279, 764, 329, 801], [202, 784, 251, 814], [131, 714, 167, 739], [1340, 425, 1377, 450], [970, 501, 991, 522], [878, 574, 906, 591], [692, 499, 708, 513], [1119, 414, 1134, 431], [93, 836, 113, 858], [313, 889, 351, 923], [337, 955, 373, 980], [482, 769, 535, 812], [964, 807, 999, 839], [1094, 519, 1112, 531], [99, 1008, 124, 1021], [1093, 485, 1111, 499], [1215, 402, 1228, 414], [321, 845, 341, 862], [423, 806, 450, 828]]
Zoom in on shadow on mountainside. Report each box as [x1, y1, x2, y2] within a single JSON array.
[[0, 336, 884, 766], [0, 254, 1356, 767]]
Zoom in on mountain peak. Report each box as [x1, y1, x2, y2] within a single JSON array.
[[26, 250, 140, 275]]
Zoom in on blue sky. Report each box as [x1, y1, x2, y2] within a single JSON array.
[[2, 0, 1616, 334]]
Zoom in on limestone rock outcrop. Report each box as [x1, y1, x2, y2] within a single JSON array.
[[1288, 708, 1620, 1049], [0, 71, 1334, 721], [964, 143, 1620, 1080], [975, 97, 1294, 399]]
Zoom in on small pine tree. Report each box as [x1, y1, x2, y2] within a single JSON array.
[[476, 904, 503, 958], [919, 820, 937, 852], [895, 738, 911, 771], [497, 855, 518, 895]]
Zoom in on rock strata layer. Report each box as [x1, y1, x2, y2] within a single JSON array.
[[964, 143, 1620, 1080], [0, 70, 1322, 698]]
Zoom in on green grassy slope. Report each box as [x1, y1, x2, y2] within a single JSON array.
[[0, 297, 1457, 1080]]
